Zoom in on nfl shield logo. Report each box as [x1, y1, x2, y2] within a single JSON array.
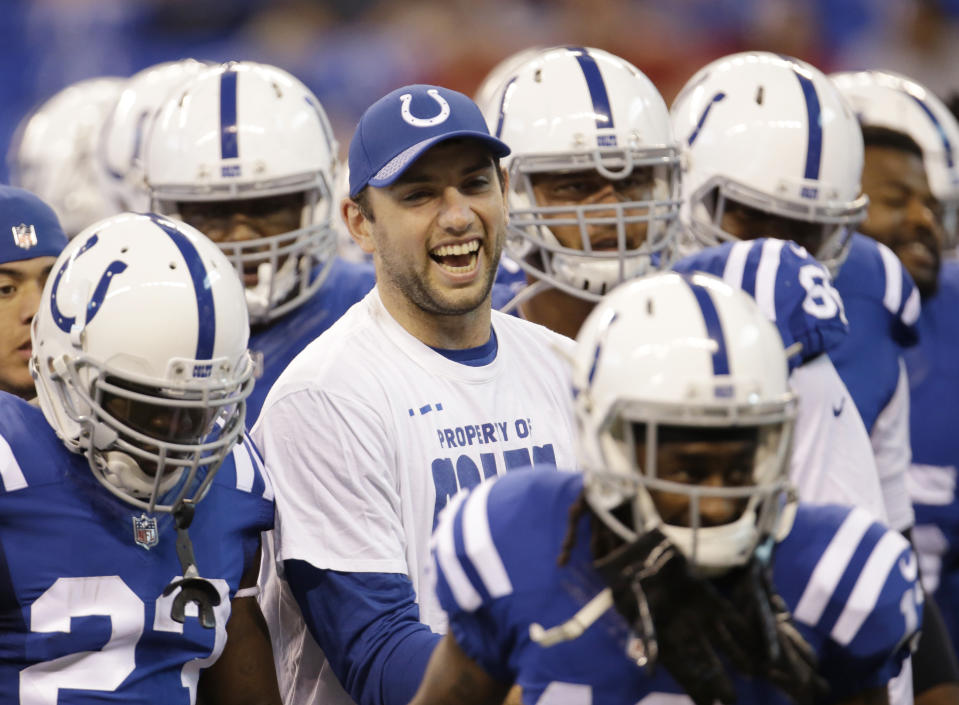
[[132, 514, 159, 550], [11, 223, 37, 250]]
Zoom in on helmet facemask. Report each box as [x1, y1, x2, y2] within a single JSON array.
[[584, 395, 796, 575], [36, 348, 255, 515], [506, 146, 682, 301], [153, 174, 337, 324], [685, 175, 867, 277]]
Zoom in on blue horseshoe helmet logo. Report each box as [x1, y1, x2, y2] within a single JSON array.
[[50, 233, 128, 333], [400, 89, 451, 127]]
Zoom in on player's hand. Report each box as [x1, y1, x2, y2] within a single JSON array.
[[724, 556, 829, 705], [593, 528, 747, 705], [502, 685, 523, 705]]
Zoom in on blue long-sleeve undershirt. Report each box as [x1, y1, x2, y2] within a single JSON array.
[[284, 560, 441, 705]]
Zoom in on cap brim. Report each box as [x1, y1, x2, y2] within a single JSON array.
[[367, 131, 511, 189]]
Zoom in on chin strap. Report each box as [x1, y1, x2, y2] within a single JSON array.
[[529, 587, 614, 647], [162, 500, 221, 629]]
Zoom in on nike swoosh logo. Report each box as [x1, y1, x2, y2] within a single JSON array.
[[832, 398, 845, 417]]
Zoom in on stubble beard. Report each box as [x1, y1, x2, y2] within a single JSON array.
[[382, 232, 504, 318]]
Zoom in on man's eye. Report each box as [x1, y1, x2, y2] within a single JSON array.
[[553, 181, 592, 197], [464, 176, 490, 191], [0, 284, 15, 297], [620, 175, 653, 190], [402, 190, 431, 203]]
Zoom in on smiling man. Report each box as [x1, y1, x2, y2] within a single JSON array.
[[0, 185, 67, 399], [252, 84, 579, 705], [858, 127, 945, 298]]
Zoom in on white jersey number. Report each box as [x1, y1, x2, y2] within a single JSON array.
[[798, 264, 846, 323], [19, 576, 229, 705]]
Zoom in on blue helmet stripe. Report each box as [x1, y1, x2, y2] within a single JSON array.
[[566, 46, 614, 134], [793, 69, 823, 181], [687, 92, 726, 146], [684, 278, 730, 377], [219, 69, 239, 161], [493, 76, 517, 139], [908, 94, 955, 169], [149, 215, 216, 360]]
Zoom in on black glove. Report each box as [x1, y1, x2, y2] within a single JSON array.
[[594, 530, 828, 705], [593, 528, 751, 705], [721, 552, 829, 705]]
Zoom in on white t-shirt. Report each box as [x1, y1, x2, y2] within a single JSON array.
[[253, 288, 578, 705], [789, 354, 888, 523]]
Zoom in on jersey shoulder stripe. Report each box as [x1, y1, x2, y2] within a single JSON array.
[[433, 467, 576, 615], [0, 432, 26, 493], [791, 505, 875, 626], [830, 528, 910, 645], [434, 479, 515, 613], [838, 234, 920, 341], [0, 393, 69, 493], [780, 503, 916, 652], [433, 489, 481, 612]]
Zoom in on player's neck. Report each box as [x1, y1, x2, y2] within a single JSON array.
[[520, 285, 595, 339], [378, 287, 494, 349]]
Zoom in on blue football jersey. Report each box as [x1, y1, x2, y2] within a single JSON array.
[[0, 393, 274, 704], [491, 256, 528, 315], [831, 234, 920, 432], [672, 239, 848, 370], [247, 258, 375, 421], [433, 468, 920, 705], [905, 261, 959, 646]]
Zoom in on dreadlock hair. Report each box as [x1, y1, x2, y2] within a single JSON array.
[[557, 491, 628, 566]]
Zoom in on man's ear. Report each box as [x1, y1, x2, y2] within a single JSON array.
[[500, 167, 510, 222], [341, 198, 375, 254]]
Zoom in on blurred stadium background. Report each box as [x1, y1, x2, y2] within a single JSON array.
[[2, 0, 959, 182]]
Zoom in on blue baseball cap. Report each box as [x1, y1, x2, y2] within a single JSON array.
[[348, 84, 510, 198], [0, 186, 68, 265]]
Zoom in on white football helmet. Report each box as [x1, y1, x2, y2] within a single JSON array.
[[7, 77, 124, 237], [98, 59, 211, 213], [573, 272, 797, 571], [144, 61, 338, 322], [31, 213, 255, 514], [482, 46, 682, 301], [831, 69, 959, 247], [472, 46, 546, 118], [671, 52, 868, 275]]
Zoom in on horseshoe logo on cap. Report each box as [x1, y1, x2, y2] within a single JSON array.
[[400, 89, 451, 127]]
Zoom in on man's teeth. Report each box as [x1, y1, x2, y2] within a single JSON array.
[[431, 241, 480, 257]]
